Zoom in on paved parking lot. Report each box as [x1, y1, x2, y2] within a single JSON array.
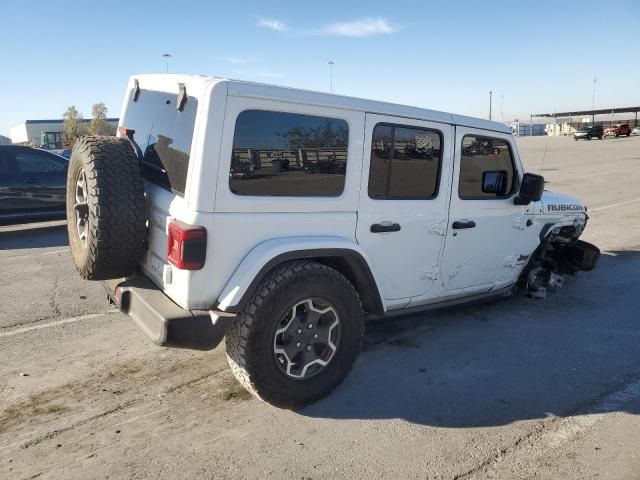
[[1, 135, 639, 480]]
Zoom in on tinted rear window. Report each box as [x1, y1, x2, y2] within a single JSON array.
[[121, 90, 198, 196], [229, 110, 349, 197]]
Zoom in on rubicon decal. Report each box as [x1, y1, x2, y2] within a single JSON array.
[[547, 204, 585, 212]]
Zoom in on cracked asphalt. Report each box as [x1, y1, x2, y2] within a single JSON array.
[[1, 135, 640, 479]]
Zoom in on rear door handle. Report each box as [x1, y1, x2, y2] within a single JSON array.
[[451, 219, 476, 229], [370, 223, 401, 233]]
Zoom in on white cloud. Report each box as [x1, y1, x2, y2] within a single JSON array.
[[320, 17, 396, 37], [221, 56, 249, 65], [257, 17, 287, 32]]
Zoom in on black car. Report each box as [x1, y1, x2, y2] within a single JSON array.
[[0, 145, 68, 223], [574, 124, 603, 141]]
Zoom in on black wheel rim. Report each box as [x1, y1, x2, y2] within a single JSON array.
[[273, 297, 342, 380], [74, 169, 89, 248]]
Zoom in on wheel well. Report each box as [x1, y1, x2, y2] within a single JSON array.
[[229, 249, 384, 316], [311, 255, 384, 316]]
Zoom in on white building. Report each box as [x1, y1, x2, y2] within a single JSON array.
[[0, 134, 11, 145], [509, 122, 546, 137], [10, 118, 118, 147]]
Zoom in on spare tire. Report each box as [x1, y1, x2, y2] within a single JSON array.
[[66, 136, 147, 280]]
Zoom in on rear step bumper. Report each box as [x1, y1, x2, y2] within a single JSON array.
[[103, 276, 235, 351]]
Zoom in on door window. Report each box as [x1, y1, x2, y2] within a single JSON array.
[[458, 136, 516, 199], [14, 150, 67, 174], [368, 123, 442, 199]]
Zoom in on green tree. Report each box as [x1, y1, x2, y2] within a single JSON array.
[[62, 105, 83, 145], [279, 120, 348, 149], [90, 102, 115, 136]]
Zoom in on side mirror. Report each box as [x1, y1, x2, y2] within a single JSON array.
[[482, 170, 508, 196], [515, 172, 545, 205]]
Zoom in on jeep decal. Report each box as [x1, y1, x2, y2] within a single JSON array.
[[547, 204, 585, 212]]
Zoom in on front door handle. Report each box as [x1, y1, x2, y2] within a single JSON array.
[[370, 223, 401, 233], [452, 219, 476, 229], [25, 178, 40, 184]]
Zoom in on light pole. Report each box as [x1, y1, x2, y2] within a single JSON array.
[[328, 60, 335, 94], [162, 53, 172, 73], [592, 77, 597, 110], [489, 90, 493, 121], [500, 94, 504, 124]]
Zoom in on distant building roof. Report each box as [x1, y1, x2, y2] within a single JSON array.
[[23, 118, 119, 124]]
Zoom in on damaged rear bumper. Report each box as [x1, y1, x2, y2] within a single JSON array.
[[103, 276, 235, 351]]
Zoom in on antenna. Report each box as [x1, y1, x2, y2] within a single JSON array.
[[539, 142, 548, 176]]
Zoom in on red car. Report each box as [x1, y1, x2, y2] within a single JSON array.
[[604, 124, 631, 138]]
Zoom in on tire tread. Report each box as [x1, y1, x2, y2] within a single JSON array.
[[67, 136, 146, 280], [225, 260, 362, 406]]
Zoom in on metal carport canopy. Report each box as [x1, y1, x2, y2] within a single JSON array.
[[532, 106, 640, 118]]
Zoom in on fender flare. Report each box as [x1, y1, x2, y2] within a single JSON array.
[[215, 237, 386, 315], [538, 217, 586, 243]]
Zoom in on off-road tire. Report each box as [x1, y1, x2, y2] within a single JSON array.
[[66, 136, 146, 280], [225, 260, 364, 408]]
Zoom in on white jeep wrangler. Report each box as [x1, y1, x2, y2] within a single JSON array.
[[66, 74, 599, 407]]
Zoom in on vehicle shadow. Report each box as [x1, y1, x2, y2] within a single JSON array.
[[302, 250, 640, 427], [0, 222, 68, 250]]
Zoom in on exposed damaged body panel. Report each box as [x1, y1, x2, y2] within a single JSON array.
[[519, 216, 600, 299]]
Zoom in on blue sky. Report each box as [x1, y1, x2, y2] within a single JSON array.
[[1, 0, 638, 135]]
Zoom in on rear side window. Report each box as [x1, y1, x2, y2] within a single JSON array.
[[459, 135, 516, 199], [229, 110, 349, 197], [368, 124, 442, 199], [121, 90, 198, 196]]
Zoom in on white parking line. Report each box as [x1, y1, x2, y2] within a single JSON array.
[[571, 165, 640, 181], [0, 248, 69, 260], [590, 197, 640, 212], [42, 248, 70, 255], [0, 311, 117, 339], [475, 375, 640, 479]]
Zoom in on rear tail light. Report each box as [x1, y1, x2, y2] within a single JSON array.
[[167, 221, 207, 270]]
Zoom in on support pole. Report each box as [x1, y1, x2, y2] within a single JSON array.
[[489, 91, 492, 120]]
